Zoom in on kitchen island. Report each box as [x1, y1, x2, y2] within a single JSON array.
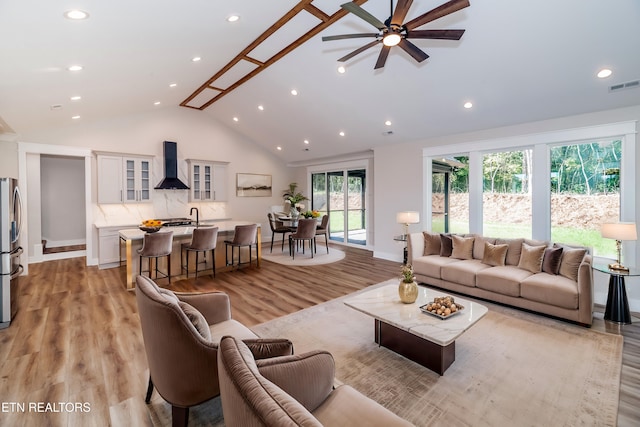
[[119, 221, 261, 289]]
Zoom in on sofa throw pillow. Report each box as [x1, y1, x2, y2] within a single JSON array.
[[558, 247, 587, 282], [481, 242, 508, 266], [178, 301, 212, 341], [542, 246, 564, 275], [440, 234, 453, 257], [451, 235, 475, 260], [495, 238, 525, 266], [517, 243, 546, 274], [423, 231, 441, 256]]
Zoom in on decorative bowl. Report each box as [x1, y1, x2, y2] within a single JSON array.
[[139, 226, 162, 233]]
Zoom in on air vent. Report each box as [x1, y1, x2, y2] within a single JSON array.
[[382, 130, 394, 136], [609, 79, 640, 92], [50, 104, 63, 110]]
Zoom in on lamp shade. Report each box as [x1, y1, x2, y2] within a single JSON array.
[[396, 211, 420, 224], [601, 222, 638, 241]]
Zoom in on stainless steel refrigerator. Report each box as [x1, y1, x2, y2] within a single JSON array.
[[0, 178, 23, 329]]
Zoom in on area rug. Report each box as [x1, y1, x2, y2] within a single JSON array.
[[147, 280, 622, 427], [261, 247, 344, 266]]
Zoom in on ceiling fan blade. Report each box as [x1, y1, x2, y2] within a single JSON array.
[[322, 33, 379, 42], [341, 2, 387, 30], [398, 39, 429, 63], [390, 0, 414, 27], [404, 0, 470, 31], [337, 40, 382, 62], [406, 29, 465, 40], [374, 45, 391, 69]]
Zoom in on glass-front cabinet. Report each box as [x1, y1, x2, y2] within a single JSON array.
[[96, 152, 153, 204], [186, 159, 228, 202], [124, 157, 151, 202]]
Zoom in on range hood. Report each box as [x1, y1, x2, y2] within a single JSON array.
[[155, 141, 190, 190]]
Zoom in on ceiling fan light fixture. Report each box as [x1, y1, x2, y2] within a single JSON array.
[[383, 33, 402, 47]]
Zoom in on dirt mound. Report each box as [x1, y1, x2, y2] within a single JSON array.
[[433, 193, 619, 231]]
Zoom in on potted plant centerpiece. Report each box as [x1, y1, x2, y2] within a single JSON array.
[[399, 264, 419, 304], [283, 183, 308, 219]]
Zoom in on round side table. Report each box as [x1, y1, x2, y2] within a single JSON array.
[[593, 264, 640, 324]]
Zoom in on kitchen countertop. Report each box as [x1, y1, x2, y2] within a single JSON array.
[[93, 217, 232, 229]]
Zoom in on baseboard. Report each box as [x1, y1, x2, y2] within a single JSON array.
[[373, 250, 403, 263]]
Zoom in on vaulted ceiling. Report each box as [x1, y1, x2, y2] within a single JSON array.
[[1, 0, 639, 163]]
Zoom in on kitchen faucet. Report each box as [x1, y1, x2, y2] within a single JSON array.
[[190, 207, 199, 227]]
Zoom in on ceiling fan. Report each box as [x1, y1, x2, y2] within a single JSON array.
[[322, 0, 470, 69]]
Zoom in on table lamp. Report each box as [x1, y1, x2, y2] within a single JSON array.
[[396, 211, 420, 237], [601, 222, 637, 271]]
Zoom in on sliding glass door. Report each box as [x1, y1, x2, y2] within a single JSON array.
[[311, 168, 366, 246]]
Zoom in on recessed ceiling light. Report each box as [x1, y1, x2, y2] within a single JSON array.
[[337, 66, 346, 74], [169, 83, 177, 88], [258, 105, 264, 111], [192, 57, 202, 62], [67, 65, 83, 71], [385, 120, 392, 126], [291, 89, 298, 96], [304, 139, 309, 144], [464, 101, 473, 109], [154, 101, 161, 106], [71, 115, 81, 120], [227, 14, 240, 22], [64, 10, 89, 20], [233, 117, 239, 122], [339, 131, 345, 137], [277, 146, 282, 151], [597, 68, 612, 78], [70, 96, 81, 101]]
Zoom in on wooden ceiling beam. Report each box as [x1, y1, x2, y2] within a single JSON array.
[[181, 0, 368, 109]]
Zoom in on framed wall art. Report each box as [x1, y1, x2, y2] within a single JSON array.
[[236, 173, 272, 197]]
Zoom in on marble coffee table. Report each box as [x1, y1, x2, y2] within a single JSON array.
[[344, 282, 488, 375]]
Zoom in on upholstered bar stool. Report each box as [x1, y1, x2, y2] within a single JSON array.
[[225, 224, 258, 268], [181, 226, 218, 278], [138, 231, 173, 284]]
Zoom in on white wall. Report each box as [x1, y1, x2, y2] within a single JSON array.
[[20, 106, 297, 264], [0, 138, 18, 178], [373, 104, 640, 310], [40, 155, 85, 246]]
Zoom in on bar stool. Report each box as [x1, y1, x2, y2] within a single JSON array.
[[138, 231, 173, 283], [181, 226, 218, 278], [225, 224, 258, 268]]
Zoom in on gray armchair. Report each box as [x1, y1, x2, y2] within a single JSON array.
[[135, 275, 292, 427], [217, 335, 413, 427]]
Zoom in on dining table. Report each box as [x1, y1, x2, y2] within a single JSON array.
[[118, 220, 261, 289]]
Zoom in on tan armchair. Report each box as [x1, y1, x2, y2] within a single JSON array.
[[135, 275, 292, 427], [217, 335, 414, 427]]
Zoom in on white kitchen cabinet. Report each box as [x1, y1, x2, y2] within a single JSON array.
[[98, 227, 123, 268], [96, 153, 153, 204], [186, 160, 228, 202]]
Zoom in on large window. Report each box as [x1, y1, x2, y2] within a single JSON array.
[[482, 150, 532, 238], [432, 157, 469, 234], [311, 169, 367, 246], [550, 140, 621, 257]]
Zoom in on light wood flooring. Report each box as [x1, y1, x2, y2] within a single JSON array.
[[0, 244, 638, 426]]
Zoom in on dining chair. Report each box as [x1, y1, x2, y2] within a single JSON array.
[[225, 224, 258, 268], [315, 214, 329, 254], [181, 226, 218, 278], [267, 213, 292, 253], [289, 219, 317, 259], [138, 231, 173, 284]]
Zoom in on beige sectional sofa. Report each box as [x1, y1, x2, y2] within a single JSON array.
[[407, 232, 594, 326]]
